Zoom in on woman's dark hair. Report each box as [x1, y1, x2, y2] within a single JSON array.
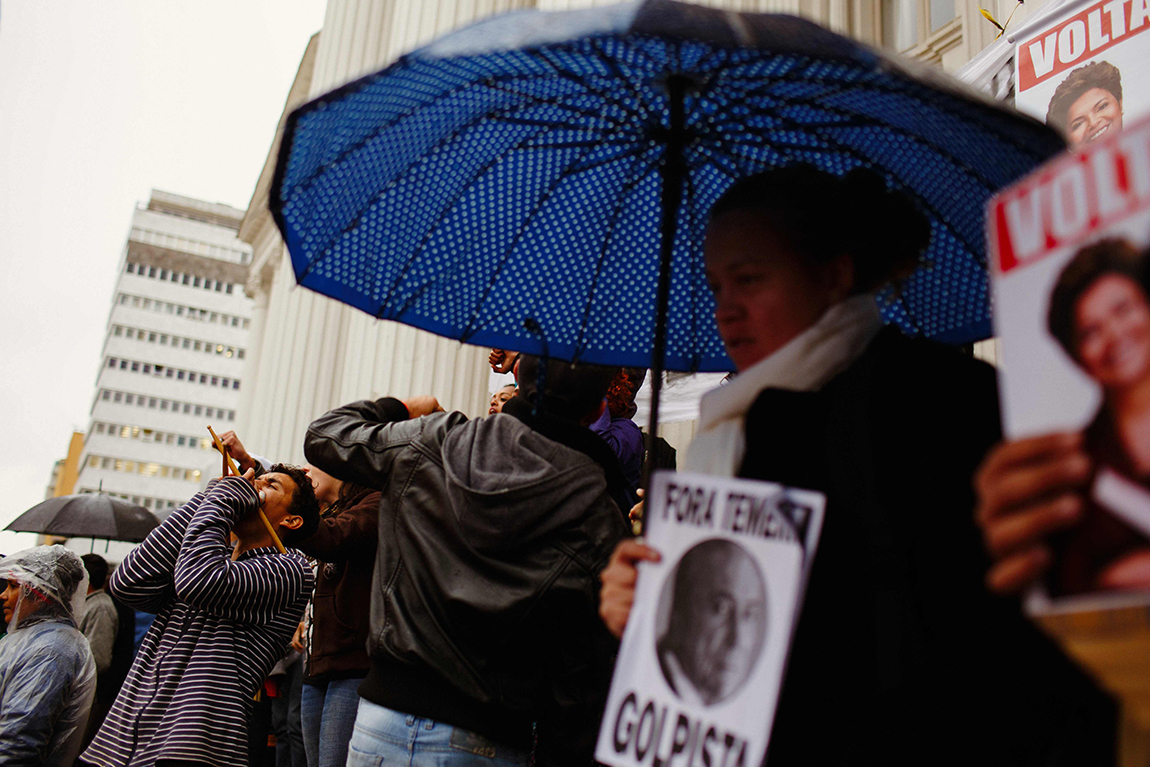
[[709, 164, 930, 293], [1047, 238, 1146, 361], [269, 463, 321, 546], [81, 553, 109, 591], [605, 367, 647, 420], [333, 479, 375, 512], [1046, 61, 1122, 132]]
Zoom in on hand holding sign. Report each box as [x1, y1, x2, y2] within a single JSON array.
[[595, 471, 824, 767]]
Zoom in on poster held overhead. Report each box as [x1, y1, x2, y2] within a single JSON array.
[[594, 471, 824, 767], [989, 114, 1150, 611]]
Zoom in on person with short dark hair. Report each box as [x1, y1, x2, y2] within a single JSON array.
[[81, 468, 318, 767], [600, 164, 1116, 765], [303, 359, 632, 767], [78, 554, 117, 676], [1046, 61, 1124, 147]]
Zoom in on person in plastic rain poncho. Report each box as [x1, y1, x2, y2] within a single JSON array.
[[0, 544, 97, 766]]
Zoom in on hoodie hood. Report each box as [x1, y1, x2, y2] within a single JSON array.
[[441, 412, 612, 553]]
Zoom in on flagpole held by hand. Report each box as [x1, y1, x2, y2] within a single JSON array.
[[208, 425, 287, 554]]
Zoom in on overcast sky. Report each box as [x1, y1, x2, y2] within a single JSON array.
[[0, 1, 327, 553]]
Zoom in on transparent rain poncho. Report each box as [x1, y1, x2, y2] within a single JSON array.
[[0, 545, 97, 766]]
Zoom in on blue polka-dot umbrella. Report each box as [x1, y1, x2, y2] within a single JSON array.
[[271, 0, 1063, 426]]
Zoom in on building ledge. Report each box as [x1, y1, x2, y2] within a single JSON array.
[[906, 16, 963, 65]]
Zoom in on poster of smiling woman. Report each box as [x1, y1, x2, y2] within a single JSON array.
[[1014, 0, 1150, 148], [989, 115, 1150, 611]]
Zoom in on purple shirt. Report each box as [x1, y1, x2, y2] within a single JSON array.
[[589, 405, 644, 490]]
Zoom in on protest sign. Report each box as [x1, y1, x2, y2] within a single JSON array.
[[989, 114, 1150, 611], [594, 470, 824, 767], [1014, 0, 1150, 149]]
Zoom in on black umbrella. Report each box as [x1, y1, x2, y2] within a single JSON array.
[[6, 494, 161, 543]]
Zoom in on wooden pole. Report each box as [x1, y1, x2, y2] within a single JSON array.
[[207, 426, 287, 555]]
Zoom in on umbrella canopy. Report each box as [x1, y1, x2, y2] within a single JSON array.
[[272, 0, 1064, 374], [6, 494, 161, 543]]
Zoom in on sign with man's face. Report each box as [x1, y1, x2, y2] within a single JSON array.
[[595, 471, 824, 767], [656, 539, 767, 706]]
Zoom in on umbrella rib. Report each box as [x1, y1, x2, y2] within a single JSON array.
[[481, 76, 639, 137], [395, 141, 655, 328], [297, 88, 633, 284], [289, 65, 642, 199], [458, 142, 660, 343], [531, 43, 653, 130], [371, 120, 562, 315], [572, 145, 665, 360], [583, 37, 666, 130], [714, 68, 1052, 159], [711, 133, 985, 265], [708, 81, 1005, 193]]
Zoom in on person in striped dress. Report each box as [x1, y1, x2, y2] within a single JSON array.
[[79, 467, 319, 767]]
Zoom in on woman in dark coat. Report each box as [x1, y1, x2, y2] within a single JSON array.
[[599, 164, 1115, 766], [297, 466, 381, 767]]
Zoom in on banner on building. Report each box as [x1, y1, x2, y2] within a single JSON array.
[[1014, 0, 1150, 149], [594, 471, 824, 767], [989, 115, 1150, 611]]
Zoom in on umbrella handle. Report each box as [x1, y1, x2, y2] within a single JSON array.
[[207, 426, 287, 555]]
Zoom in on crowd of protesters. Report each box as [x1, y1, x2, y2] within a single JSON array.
[[0, 162, 1132, 766]]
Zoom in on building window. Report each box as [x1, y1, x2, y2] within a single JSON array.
[[148, 398, 157, 409], [113, 326, 122, 337], [232, 380, 240, 390], [142, 364, 152, 374], [101, 457, 112, 469], [183, 403, 191, 414], [112, 392, 121, 403], [237, 349, 245, 360], [107, 358, 116, 368], [95, 423, 105, 434], [220, 377, 229, 388], [148, 267, 157, 278], [214, 281, 222, 292], [182, 274, 190, 285], [126, 263, 135, 274], [194, 405, 203, 416], [177, 370, 185, 380], [160, 269, 168, 280], [226, 283, 234, 294]]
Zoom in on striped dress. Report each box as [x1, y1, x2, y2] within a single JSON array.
[[81, 477, 314, 767]]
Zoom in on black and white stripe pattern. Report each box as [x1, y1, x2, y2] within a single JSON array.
[[82, 476, 313, 767]]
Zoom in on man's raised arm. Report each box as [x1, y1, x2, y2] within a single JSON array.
[[172, 477, 312, 625], [304, 396, 453, 488], [108, 487, 212, 613]]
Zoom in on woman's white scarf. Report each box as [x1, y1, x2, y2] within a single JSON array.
[[684, 295, 883, 477]]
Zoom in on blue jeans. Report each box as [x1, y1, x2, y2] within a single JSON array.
[[345, 698, 529, 767], [300, 677, 364, 767]]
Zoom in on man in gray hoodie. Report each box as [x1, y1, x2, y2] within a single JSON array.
[[303, 356, 632, 767]]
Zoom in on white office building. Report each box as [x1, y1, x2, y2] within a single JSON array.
[[74, 191, 254, 518]]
